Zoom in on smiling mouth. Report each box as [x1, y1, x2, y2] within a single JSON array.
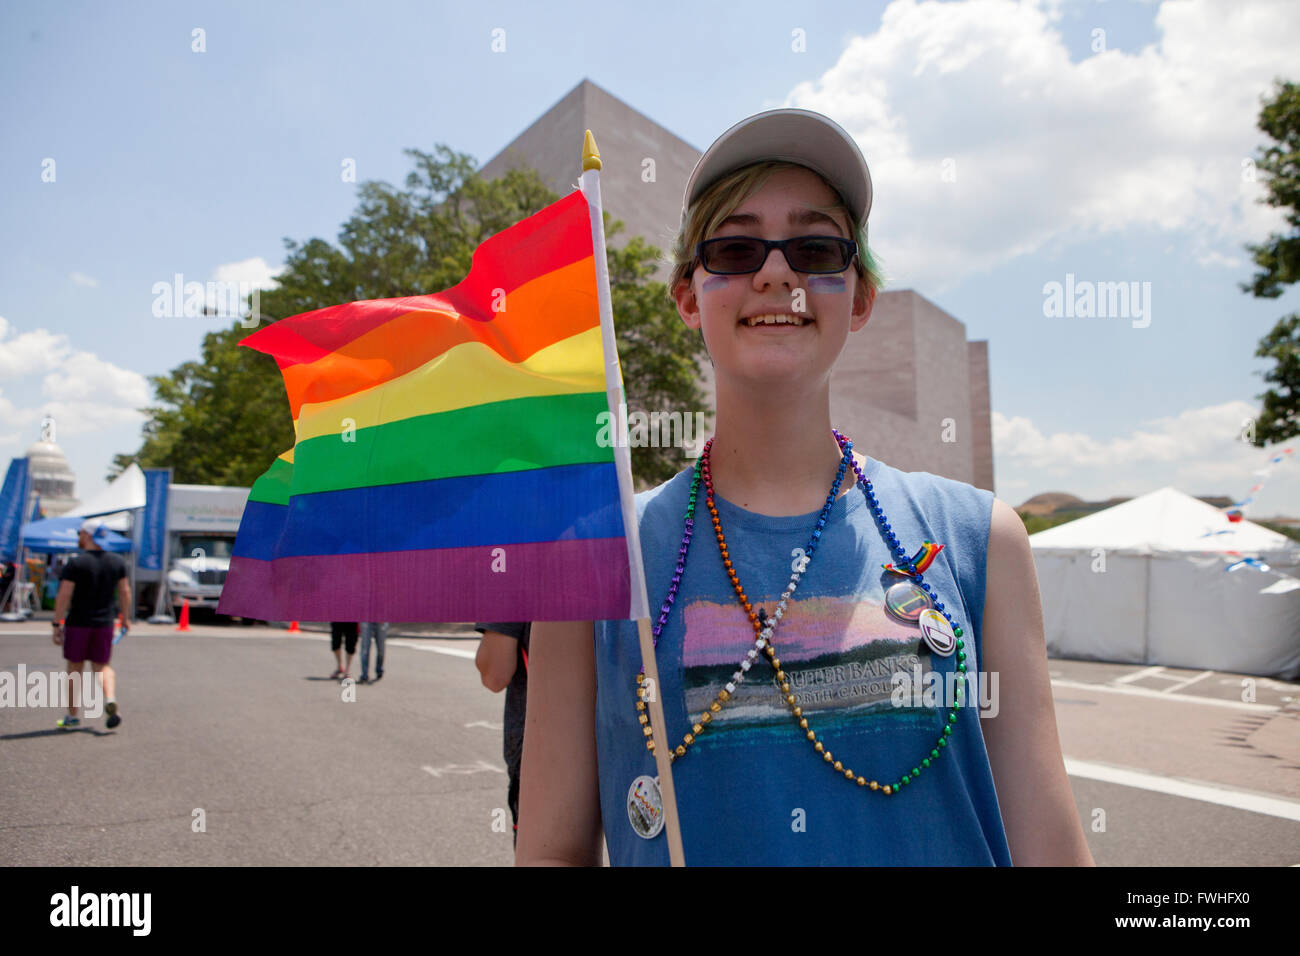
[[740, 313, 813, 327]]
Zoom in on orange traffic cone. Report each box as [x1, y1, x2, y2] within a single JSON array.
[[176, 599, 191, 632], [288, 621, 300, 633]]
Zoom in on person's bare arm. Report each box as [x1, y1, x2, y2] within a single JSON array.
[[117, 577, 133, 628], [514, 619, 604, 866], [979, 498, 1095, 866], [52, 580, 75, 645], [53, 579, 75, 620], [475, 630, 519, 692]]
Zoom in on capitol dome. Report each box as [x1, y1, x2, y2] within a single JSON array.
[[24, 435, 78, 517]]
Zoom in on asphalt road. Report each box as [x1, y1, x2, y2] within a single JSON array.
[[2, 618, 1297, 866], [1, 622, 515, 866]]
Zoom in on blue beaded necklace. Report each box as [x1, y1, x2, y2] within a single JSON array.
[[638, 430, 970, 796], [636, 436, 852, 761]]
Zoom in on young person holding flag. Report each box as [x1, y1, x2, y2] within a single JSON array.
[[516, 109, 1093, 866]]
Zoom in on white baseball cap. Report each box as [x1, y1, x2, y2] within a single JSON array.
[[79, 519, 104, 536], [682, 109, 873, 226]]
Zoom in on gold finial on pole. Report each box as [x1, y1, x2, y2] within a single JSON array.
[[582, 129, 602, 171]]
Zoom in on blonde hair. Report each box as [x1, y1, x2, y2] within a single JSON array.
[[668, 160, 884, 295]]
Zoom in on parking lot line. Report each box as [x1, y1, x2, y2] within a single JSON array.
[[1051, 678, 1279, 713], [1160, 669, 1215, 694], [1064, 757, 1300, 822], [1111, 665, 1167, 684], [387, 639, 476, 660]]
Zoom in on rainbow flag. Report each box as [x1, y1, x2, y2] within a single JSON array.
[[218, 189, 644, 623]]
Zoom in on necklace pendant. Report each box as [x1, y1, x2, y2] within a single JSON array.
[[918, 608, 957, 657], [627, 774, 665, 839], [883, 579, 933, 625]]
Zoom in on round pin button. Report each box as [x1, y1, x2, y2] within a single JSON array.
[[884, 580, 933, 625], [627, 774, 664, 839], [918, 608, 957, 656]]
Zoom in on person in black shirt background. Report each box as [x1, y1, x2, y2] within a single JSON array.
[[51, 519, 132, 730]]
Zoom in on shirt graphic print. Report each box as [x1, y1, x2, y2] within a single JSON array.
[[592, 456, 1012, 866]]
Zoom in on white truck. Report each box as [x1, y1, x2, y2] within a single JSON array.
[[135, 484, 251, 619]]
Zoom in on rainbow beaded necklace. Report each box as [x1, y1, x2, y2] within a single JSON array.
[[636, 436, 851, 760], [636, 430, 971, 796]]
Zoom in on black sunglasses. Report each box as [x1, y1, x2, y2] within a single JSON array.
[[694, 235, 858, 275]]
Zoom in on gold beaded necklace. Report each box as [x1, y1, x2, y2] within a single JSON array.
[[638, 437, 851, 761], [639, 430, 970, 798]]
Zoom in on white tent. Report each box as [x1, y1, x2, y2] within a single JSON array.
[[64, 463, 146, 520], [1029, 487, 1300, 679]]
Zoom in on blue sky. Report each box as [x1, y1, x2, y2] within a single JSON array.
[[3, 0, 1300, 518]]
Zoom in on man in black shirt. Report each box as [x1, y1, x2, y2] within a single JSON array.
[[51, 519, 132, 730]]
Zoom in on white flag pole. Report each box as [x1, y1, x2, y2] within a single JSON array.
[[579, 129, 685, 867]]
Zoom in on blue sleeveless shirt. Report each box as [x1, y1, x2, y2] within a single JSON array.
[[593, 454, 1013, 866]]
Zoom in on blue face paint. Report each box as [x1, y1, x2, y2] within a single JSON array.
[[807, 275, 847, 293], [700, 275, 729, 292]]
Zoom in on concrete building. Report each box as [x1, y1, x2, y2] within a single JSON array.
[[480, 79, 994, 491], [479, 79, 696, 267], [832, 292, 994, 490]]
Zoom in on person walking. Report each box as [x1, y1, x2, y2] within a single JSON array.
[[358, 622, 388, 684], [329, 622, 358, 680], [51, 519, 131, 730]]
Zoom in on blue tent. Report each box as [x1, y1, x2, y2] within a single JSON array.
[[20, 516, 132, 553]]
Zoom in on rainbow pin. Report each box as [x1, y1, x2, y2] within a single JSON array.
[[882, 540, 944, 576]]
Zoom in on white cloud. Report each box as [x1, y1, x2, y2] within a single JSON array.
[[42, 351, 150, 407], [0, 315, 73, 378], [0, 385, 28, 447], [212, 256, 281, 291], [69, 272, 99, 288], [993, 400, 1260, 470], [786, 0, 1300, 290], [0, 317, 150, 442], [1196, 250, 1245, 269], [196, 257, 283, 317], [991, 400, 1300, 511], [32, 400, 148, 437], [996, 475, 1030, 492]]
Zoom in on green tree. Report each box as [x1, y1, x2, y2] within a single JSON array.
[[1244, 79, 1300, 444], [607, 228, 712, 487], [113, 146, 708, 486], [109, 324, 295, 485]]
